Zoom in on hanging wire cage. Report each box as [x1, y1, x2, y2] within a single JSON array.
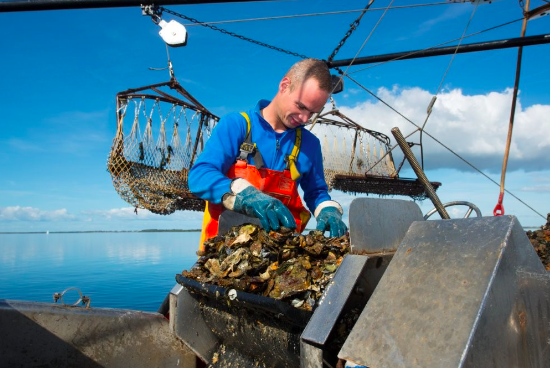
[[309, 107, 440, 200], [107, 77, 218, 214]]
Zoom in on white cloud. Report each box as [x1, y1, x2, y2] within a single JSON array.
[[0, 204, 205, 231], [521, 184, 550, 193], [82, 207, 157, 220], [0, 206, 75, 221], [336, 86, 550, 172]]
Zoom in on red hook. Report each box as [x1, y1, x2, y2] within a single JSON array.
[[493, 192, 504, 216]]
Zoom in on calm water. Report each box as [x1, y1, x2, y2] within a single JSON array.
[[0, 232, 200, 311]]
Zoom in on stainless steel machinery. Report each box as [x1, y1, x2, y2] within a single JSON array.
[[2, 198, 548, 368], [169, 197, 550, 368]]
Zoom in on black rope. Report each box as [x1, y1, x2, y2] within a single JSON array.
[[159, 6, 309, 59]]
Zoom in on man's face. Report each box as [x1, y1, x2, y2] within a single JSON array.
[[278, 77, 329, 131]]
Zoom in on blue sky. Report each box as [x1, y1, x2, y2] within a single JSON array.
[[1, 0, 549, 232]]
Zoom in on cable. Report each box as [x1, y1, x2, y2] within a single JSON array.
[[161, 2, 542, 219], [343, 74, 546, 220], [419, 2, 479, 167], [181, 2, 457, 27], [332, 0, 395, 94], [160, 7, 309, 59], [327, 0, 396, 112], [434, 5, 479, 97], [327, 0, 376, 64], [347, 17, 524, 75]]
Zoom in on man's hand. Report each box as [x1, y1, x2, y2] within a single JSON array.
[[223, 179, 296, 232], [315, 205, 347, 237]]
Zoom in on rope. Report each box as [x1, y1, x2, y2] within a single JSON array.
[[495, 0, 531, 216], [159, 7, 309, 59], [181, 2, 456, 27]]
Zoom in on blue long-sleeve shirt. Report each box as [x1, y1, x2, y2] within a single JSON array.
[[188, 99, 331, 213]]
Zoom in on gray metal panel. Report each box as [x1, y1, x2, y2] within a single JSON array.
[[0, 299, 195, 368], [339, 216, 550, 368], [301, 254, 392, 368], [200, 304, 301, 368], [349, 197, 423, 253], [300, 341, 324, 368], [169, 284, 219, 363], [301, 255, 369, 346], [461, 224, 550, 368]]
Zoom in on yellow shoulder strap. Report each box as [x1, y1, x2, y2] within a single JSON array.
[[240, 112, 251, 136], [238, 112, 264, 168], [240, 112, 301, 180], [287, 128, 302, 181]]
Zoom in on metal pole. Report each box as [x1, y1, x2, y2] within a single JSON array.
[[0, 0, 275, 12], [391, 127, 450, 220], [328, 34, 550, 68]]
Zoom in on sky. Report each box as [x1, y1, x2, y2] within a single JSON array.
[[0, 0, 549, 232]]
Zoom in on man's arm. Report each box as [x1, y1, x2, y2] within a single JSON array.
[[189, 111, 297, 232], [299, 133, 332, 212], [299, 132, 347, 237], [188, 113, 246, 204]]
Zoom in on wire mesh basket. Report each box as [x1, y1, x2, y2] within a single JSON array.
[[310, 109, 440, 200], [107, 78, 218, 214]]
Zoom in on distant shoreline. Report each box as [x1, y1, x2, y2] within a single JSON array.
[[0, 226, 542, 235], [0, 229, 202, 234]]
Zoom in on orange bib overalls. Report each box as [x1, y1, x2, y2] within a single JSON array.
[[199, 113, 311, 250]]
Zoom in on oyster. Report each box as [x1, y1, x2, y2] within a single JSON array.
[[181, 223, 350, 311], [526, 213, 550, 271]]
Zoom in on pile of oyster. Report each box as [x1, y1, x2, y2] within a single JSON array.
[[181, 224, 350, 311], [526, 213, 550, 271]]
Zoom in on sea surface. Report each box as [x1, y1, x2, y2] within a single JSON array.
[[0, 232, 200, 311]]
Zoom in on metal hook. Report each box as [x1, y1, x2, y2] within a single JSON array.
[[141, 4, 162, 24], [53, 287, 91, 308]]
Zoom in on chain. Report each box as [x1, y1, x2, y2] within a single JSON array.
[[327, 0, 375, 63], [159, 7, 309, 59]]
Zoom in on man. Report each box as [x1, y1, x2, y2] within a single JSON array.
[[189, 58, 346, 247]]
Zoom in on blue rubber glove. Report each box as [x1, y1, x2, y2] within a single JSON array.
[[316, 207, 347, 237], [233, 186, 296, 232]]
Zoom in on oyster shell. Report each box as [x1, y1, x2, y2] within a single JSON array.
[[181, 223, 350, 311]]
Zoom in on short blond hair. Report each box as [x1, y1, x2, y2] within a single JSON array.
[[285, 58, 332, 93]]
